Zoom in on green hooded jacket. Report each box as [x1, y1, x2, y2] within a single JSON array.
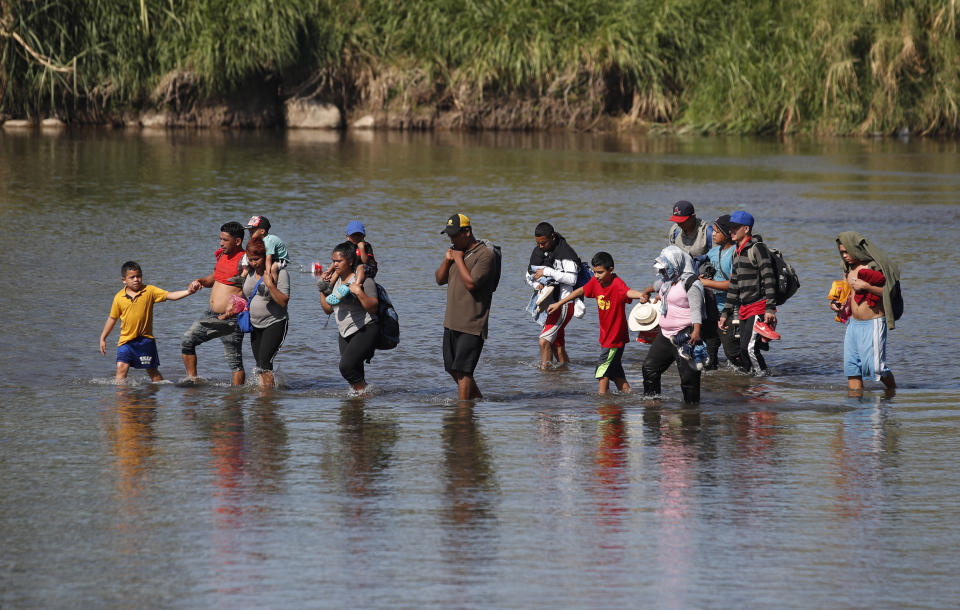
[[836, 231, 901, 330]]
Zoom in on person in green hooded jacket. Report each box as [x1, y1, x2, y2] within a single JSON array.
[[832, 231, 900, 396]]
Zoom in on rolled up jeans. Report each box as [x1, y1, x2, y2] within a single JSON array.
[[180, 310, 244, 372]]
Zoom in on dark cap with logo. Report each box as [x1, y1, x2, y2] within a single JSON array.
[[669, 201, 695, 223]]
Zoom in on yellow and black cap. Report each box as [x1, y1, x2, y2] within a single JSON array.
[[442, 213, 471, 235]]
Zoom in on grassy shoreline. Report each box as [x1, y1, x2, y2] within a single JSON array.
[[2, 0, 958, 135]]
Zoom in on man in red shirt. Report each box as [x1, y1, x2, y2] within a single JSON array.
[[180, 221, 247, 385], [548, 252, 646, 394]]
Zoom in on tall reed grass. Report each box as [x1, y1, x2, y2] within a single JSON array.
[[1, 0, 958, 134]]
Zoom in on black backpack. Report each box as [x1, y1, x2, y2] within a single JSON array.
[[475, 239, 502, 292], [574, 260, 594, 288], [374, 283, 399, 350], [890, 280, 904, 321], [748, 240, 800, 306], [683, 274, 720, 324]]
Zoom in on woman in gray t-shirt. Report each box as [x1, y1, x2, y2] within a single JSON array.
[[319, 241, 379, 393], [242, 238, 290, 389]]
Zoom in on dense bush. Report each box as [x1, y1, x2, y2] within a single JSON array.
[[1, 0, 957, 133]]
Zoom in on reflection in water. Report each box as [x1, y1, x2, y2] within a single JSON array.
[[441, 402, 499, 573], [189, 393, 292, 519], [106, 386, 159, 504], [246, 395, 290, 494], [830, 398, 899, 519], [645, 407, 702, 608], [105, 385, 160, 545], [331, 400, 399, 512], [186, 392, 290, 599], [442, 403, 497, 527], [593, 404, 628, 554], [190, 394, 249, 598], [205, 395, 247, 522], [101, 385, 162, 592], [727, 408, 780, 529]]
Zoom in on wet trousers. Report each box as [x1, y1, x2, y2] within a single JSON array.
[[642, 331, 701, 403]]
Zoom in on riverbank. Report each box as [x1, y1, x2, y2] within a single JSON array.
[[2, 0, 958, 135]]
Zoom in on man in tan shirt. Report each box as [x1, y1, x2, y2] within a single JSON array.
[[435, 213, 496, 401]]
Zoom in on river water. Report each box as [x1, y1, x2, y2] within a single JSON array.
[[2, 129, 959, 607]]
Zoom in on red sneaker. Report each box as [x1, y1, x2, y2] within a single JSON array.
[[753, 320, 781, 340]]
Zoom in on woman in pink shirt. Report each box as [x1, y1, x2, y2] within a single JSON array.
[[639, 246, 705, 403]]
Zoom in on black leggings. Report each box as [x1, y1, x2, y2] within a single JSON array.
[[338, 322, 379, 384], [642, 331, 701, 404], [250, 319, 288, 372]]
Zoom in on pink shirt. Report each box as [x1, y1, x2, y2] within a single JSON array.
[[659, 282, 692, 338]]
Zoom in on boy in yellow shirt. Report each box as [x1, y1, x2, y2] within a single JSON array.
[[99, 261, 200, 381]]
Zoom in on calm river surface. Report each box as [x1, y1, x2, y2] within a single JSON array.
[[2, 129, 959, 608]]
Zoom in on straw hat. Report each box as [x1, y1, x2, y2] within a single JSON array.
[[628, 302, 661, 332]]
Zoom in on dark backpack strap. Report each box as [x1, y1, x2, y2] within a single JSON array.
[[246, 275, 264, 306], [716, 246, 730, 280], [747, 240, 768, 267]]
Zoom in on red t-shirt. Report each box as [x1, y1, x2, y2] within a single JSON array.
[[582, 275, 633, 348], [213, 248, 245, 286]]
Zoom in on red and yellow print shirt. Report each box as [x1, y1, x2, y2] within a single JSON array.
[[582, 275, 633, 348]]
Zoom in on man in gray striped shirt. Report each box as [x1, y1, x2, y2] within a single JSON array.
[[718, 211, 779, 373]]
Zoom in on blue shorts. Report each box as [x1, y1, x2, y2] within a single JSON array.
[[117, 337, 160, 369], [844, 317, 891, 381], [596, 347, 626, 380]]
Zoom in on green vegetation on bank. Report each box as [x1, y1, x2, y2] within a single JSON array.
[[1, 0, 958, 134]]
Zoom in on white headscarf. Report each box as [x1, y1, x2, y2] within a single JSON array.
[[654, 245, 703, 315]]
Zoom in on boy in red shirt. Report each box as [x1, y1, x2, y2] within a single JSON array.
[[548, 252, 645, 394]]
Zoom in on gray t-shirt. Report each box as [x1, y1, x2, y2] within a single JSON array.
[[243, 269, 290, 328], [667, 219, 711, 258], [333, 276, 378, 338]]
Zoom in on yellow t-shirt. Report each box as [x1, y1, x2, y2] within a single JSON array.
[[109, 285, 168, 345]]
